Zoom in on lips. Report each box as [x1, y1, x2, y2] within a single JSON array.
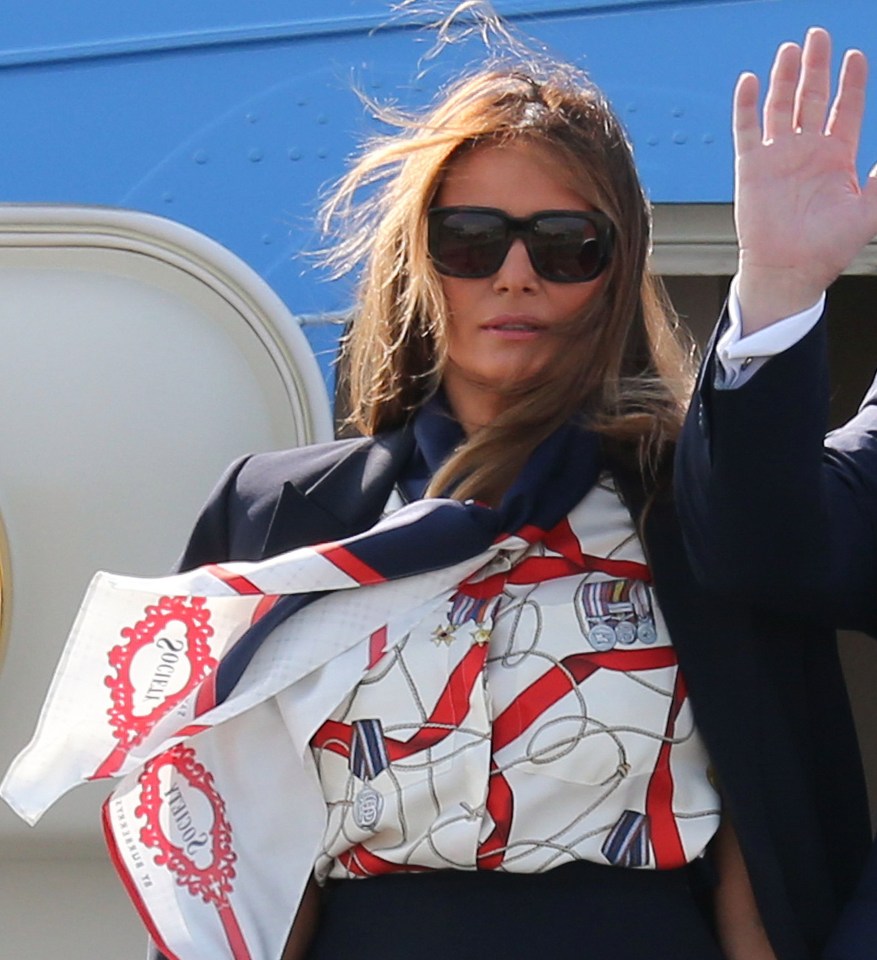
[[481, 315, 546, 332]]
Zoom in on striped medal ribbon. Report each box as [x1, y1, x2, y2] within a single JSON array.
[[350, 718, 390, 831]]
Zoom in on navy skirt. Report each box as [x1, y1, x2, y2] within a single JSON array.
[[306, 860, 725, 960]]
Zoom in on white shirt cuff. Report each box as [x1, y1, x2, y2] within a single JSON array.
[[715, 275, 825, 389]]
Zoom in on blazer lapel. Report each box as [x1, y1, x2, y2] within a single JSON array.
[[259, 426, 416, 559], [615, 466, 830, 955]]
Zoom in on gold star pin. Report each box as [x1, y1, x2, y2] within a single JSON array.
[[431, 624, 455, 645]]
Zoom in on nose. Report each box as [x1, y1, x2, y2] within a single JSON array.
[[492, 238, 540, 293]]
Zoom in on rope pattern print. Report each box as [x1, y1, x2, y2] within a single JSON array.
[[311, 478, 720, 880]]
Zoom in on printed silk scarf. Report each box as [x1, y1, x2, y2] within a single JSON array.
[[1, 413, 602, 960]]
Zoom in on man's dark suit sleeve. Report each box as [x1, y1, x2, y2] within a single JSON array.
[[675, 313, 877, 635]]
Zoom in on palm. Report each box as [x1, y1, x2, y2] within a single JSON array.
[[734, 30, 877, 320], [738, 131, 869, 279]]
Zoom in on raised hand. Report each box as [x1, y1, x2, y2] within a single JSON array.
[[734, 27, 877, 333]]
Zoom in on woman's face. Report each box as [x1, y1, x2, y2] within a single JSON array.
[[433, 140, 605, 431]]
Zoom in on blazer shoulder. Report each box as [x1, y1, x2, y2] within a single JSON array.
[[176, 429, 412, 569], [232, 434, 381, 511]]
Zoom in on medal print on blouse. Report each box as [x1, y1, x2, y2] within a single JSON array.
[[575, 579, 657, 651], [349, 719, 390, 831], [602, 809, 652, 867], [431, 592, 498, 646]]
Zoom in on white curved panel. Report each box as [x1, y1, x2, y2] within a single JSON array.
[[0, 205, 332, 856], [0, 508, 9, 676]]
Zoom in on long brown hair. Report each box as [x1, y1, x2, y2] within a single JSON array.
[[323, 62, 695, 503]]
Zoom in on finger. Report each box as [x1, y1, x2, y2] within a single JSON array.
[[733, 72, 762, 155], [795, 27, 832, 132], [826, 48, 869, 154], [764, 42, 802, 141]]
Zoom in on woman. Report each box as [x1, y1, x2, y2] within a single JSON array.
[[0, 27, 866, 960], [163, 54, 867, 960]]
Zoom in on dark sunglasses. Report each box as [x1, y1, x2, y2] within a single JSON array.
[[427, 205, 613, 283]]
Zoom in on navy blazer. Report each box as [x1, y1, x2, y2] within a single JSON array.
[[156, 422, 869, 960], [676, 315, 877, 633], [675, 315, 877, 959]]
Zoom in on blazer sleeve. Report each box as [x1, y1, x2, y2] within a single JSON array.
[[675, 309, 877, 635]]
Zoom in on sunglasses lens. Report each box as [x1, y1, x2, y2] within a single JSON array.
[[529, 215, 605, 282], [429, 208, 610, 282], [429, 210, 508, 278]]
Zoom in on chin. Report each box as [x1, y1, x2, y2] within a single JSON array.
[[480, 369, 551, 395]]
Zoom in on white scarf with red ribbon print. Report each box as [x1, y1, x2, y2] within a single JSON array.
[[1, 501, 541, 960]]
